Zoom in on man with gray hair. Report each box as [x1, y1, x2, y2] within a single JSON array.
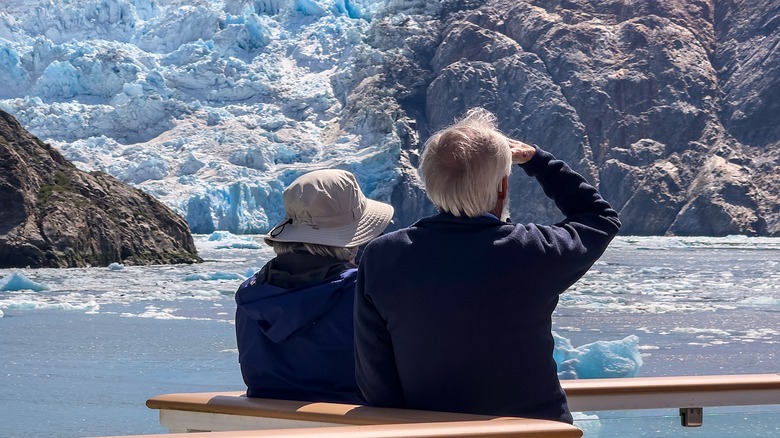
[[354, 108, 620, 423], [236, 169, 393, 403]]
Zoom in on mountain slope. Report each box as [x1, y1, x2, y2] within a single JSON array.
[[357, 0, 780, 235], [0, 110, 201, 268]]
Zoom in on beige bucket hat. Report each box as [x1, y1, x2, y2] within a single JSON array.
[[264, 169, 394, 248]]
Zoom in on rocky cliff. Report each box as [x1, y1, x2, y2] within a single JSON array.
[[0, 110, 201, 268], [342, 0, 780, 235]]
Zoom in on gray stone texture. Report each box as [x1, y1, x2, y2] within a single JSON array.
[[0, 110, 201, 268], [346, 0, 780, 235]]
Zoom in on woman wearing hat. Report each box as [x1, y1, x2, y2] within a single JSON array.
[[235, 169, 394, 403]]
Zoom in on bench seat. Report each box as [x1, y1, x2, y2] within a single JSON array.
[[144, 393, 581, 436], [139, 373, 780, 436]]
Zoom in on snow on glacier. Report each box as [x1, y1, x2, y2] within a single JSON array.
[[0, 0, 403, 233]]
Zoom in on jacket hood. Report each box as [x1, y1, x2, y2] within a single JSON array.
[[236, 268, 357, 343]]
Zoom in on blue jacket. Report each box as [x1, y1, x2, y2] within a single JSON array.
[[354, 147, 621, 422], [235, 253, 364, 403]]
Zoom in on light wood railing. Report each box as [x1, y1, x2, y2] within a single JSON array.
[[96, 373, 780, 437], [563, 373, 780, 411]]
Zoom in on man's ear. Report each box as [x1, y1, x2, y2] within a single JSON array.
[[498, 175, 508, 200]]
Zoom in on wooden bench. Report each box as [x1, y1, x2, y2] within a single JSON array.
[[144, 393, 581, 436], [141, 374, 780, 436]]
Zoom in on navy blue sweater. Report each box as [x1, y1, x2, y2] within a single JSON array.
[[354, 147, 621, 422]]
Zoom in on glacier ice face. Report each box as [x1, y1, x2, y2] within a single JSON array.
[[0, 44, 31, 97], [0, 0, 399, 234]]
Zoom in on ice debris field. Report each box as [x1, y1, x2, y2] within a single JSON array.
[[0, 231, 655, 380]]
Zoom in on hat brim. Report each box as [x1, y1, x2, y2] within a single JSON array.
[[264, 199, 394, 248]]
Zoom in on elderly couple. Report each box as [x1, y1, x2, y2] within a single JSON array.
[[234, 108, 621, 424]]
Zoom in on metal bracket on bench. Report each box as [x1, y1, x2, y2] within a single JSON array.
[[679, 407, 703, 427]]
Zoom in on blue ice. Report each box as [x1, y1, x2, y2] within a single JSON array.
[[0, 273, 49, 292], [554, 332, 643, 379], [295, 0, 328, 16], [208, 231, 237, 241], [244, 267, 261, 278], [1, 0, 404, 235]]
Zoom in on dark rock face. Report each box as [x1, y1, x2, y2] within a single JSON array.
[[347, 0, 780, 236], [0, 110, 201, 268]]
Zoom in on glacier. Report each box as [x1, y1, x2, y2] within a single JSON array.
[[0, 0, 412, 233]]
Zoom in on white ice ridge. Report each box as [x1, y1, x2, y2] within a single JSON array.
[[0, 0, 409, 234]]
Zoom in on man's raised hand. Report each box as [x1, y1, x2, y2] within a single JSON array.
[[508, 139, 535, 164]]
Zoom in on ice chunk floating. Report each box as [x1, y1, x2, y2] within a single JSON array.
[[0, 273, 49, 292], [554, 332, 643, 379]]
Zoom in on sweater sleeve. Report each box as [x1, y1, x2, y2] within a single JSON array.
[[354, 247, 405, 407], [517, 146, 621, 281]]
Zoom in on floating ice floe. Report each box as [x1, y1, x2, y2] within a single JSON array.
[[554, 332, 643, 379], [0, 273, 49, 292], [572, 412, 601, 435], [184, 272, 245, 281], [203, 231, 263, 249], [244, 267, 261, 278], [121, 305, 187, 320], [739, 296, 780, 306], [0, 299, 100, 313]]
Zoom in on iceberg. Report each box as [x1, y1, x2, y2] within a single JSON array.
[[0, 273, 49, 292], [203, 231, 263, 249], [554, 332, 644, 379]]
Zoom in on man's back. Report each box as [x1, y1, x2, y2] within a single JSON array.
[[354, 146, 620, 423]]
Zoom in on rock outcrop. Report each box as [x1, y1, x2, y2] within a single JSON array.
[[0, 110, 201, 268], [343, 0, 780, 236]]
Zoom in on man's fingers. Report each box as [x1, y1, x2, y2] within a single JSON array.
[[509, 140, 535, 164]]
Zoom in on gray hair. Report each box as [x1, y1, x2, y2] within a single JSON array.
[[271, 241, 356, 262], [418, 108, 512, 217]]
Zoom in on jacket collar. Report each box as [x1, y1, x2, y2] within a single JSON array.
[[413, 211, 510, 228], [258, 252, 355, 289]]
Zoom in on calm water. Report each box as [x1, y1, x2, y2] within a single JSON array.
[[1, 235, 778, 437]]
